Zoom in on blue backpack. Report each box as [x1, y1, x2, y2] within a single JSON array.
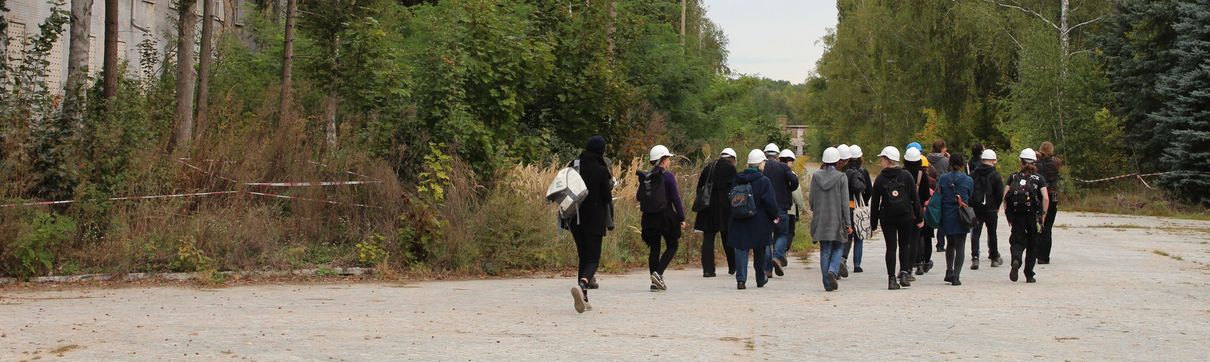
[[730, 183, 757, 220]]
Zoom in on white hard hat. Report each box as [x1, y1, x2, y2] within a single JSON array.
[[981, 149, 997, 161], [720, 148, 737, 158], [904, 147, 922, 162], [850, 145, 863, 158], [764, 143, 780, 154], [822, 147, 841, 164], [747, 149, 766, 165], [878, 146, 901, 162], [649, 145, 674, 162], [1019, 148, 1037, 162], [779, 149, 796, 160], [837, 145, 852, 160]]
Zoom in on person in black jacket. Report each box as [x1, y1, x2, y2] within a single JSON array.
[[694, 148, 739, 277], [569, 135, 614, 314], [842, 145, 871, 275], [762, 143, 800, 278], [903, 147, 934, 277], [969, 149, 1005, 270], [870, 146, 922, 290], [1036, 141, 1063, 264]]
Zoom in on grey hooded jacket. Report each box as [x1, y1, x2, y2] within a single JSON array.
[[809, 167, 851, 243]]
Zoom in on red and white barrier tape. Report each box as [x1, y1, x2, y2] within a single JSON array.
[[243, 180, 382, 187], [247, 191, 383, 209], [0, 191, 240, 208]]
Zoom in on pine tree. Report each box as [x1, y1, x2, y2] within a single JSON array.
[[1152, 0, 1210, 205]]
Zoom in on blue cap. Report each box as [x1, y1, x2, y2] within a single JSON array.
[[907, 142, 923, 152]]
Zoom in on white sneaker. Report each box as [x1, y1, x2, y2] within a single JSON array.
[[571, 286, 586, 313]]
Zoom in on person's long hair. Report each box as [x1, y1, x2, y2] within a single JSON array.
[[1020, 160, 1037, 175], [1038, 141, 1055, 159]]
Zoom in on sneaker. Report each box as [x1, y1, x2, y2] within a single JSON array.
[[703, 272, 717, 278], [925, 260, 935, 273], [1010, 260, 1021, 282], [826, 272, 839, 292], [898, 271, 912, 288], [991, 257, 1003, 268], [971, 258, 980, 270], [1026, 276, 1037, 283], [571, 286, 587, 313], [888, 276, 901, 290], [650, 284, 659, 291], [839, 260, 850, 278], [651, 272, 667, 290], [854, 266, 864, 273], [728, 269, 737, 275], [944, 271, 954, 283], [771, 259, 785, 277], [914, 266, 925, 276], [757, 280, 767, 288], [950, 277, 962, 286], [587, 277, 599, 289], [737, 282, 746, 290]]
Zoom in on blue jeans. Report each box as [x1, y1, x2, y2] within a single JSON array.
[[819, 241, 844, 288], [735, 247, 768, 284], [766, 210, 791, 272]]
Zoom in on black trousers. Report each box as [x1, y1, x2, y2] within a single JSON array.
[[917, 226, 934, 267], [571, 228, 602, 283], [972, 209, 1001, 260], [1038, 200, 1058, 261], [879, 217, 915, 277], [643, 226, 681, 275], [702, 230, 735, 274], [1008, 212, 1040, 278]]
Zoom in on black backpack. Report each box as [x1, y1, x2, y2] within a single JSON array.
[[1037, 158, 1060, 196], [880, 171, 914, 217], [729, 183, 757, 220], [637, 169, 668, 214], [1007, 173, 1038, 214], [972, 171, 992, 209]]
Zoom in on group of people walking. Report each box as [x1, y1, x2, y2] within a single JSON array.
[[564, 135, 1061, 313]]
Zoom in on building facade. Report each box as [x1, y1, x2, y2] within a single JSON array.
[[4, 0, 247, 92]]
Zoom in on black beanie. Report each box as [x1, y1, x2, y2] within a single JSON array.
[[586, 135, 607, 154]]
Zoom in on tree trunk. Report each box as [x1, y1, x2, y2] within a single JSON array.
[[172, 0, 198, 152], [194, 0, 214, 143], [324, 92, 337, 148], [1056, 0, 1070, 144], [279, 0, 296, 124], [679, 0, 686, 46], [607, 0, 615, 64], [102, 0, 118, 100], [222, 0, 237, 33], [63, 0, 93, 124]]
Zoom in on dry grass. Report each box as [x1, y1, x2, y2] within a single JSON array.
[[1064, 184, 1209, 220]]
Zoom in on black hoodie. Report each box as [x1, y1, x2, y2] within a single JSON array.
[[970, 163, 1004, 212], [870, 167, 922, 231]]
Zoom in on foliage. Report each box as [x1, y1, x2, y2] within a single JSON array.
[[1, 211, 77, 279]]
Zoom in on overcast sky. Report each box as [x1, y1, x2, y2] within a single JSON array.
[[702, 0, 838, 84]]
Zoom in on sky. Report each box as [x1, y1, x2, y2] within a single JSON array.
[[702, 0, 838, 84]]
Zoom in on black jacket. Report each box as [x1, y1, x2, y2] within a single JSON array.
[[844, 162, 871, 204], [870, 167, 922, 231], [693, 158, 738, 233], [568, 150, 613, 237], [970, 163, 1005, 212], [762, 159, 799, 211]]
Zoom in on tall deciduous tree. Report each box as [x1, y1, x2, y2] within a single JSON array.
[[63, 0, 93, 122], [172, 0, 198, 152], [101, 0, 117, 100], [194, 0, 214, 142], [279, 0, 295, 123]]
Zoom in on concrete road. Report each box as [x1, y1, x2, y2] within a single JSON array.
[[2, 212, 1209, 361]]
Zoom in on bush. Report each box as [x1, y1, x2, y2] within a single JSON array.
[[0, 211, 77, 279]]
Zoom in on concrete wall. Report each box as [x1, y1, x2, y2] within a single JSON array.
[[4, 0, 245, 93]]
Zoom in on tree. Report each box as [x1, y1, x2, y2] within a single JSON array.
[[278, 0, 295, 123], [62, 0, 93, 122], [101, 0, 117, 100], [1152, 0, 1210, 205], [172, 0, 198, 152], [194, 0, 214, 142]]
